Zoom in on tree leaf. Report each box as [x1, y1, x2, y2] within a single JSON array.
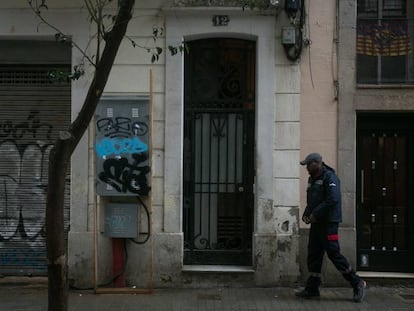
[[168, 46, 178, 56]]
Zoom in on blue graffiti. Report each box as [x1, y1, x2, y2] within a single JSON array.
[[96, 137, 148, 158], [0, 247, 47, 270]]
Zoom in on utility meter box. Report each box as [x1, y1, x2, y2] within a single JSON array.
[[282, 26, 296, 45], [104, 203, 138, 238], [95, 97, 150, 196]]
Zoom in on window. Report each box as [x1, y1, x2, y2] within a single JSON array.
[[357, 0, 414, 85]]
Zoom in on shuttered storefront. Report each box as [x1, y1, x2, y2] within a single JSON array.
[[0, 61, 71, 275]]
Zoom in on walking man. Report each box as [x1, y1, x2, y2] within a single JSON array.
[[296, 153, 366, 302]]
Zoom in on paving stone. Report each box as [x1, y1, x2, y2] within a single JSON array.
[[0, 283, 413, 311]]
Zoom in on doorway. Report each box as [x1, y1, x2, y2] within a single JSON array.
[[183, 38, 255, 265], [356, 113, 414, 272]]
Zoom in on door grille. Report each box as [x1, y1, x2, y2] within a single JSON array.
[[183, 38, 255, 265]]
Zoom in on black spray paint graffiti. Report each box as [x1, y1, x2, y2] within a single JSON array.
[[98, 153, 150, 195], [96, 116, 150, 195], [0, 110, 53, 140], [97, 117, 148, 138]]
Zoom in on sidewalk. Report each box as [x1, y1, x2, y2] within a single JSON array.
[[0, 280, 413, 311]]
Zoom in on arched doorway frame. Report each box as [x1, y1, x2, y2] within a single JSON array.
[[164, 9, 276, 268]]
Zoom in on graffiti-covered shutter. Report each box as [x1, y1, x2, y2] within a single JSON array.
[[0, 65, 71, 275]]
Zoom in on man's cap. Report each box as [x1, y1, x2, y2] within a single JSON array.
[[300, 153, 322, 165]]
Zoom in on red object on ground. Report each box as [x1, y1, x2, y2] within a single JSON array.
[[112, 238, 126, 287]]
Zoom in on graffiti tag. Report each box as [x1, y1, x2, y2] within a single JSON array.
[[0, 247, 47, 271], [97, 117, 148, 138], [0, 111, 53, 140], [0, 142, 52, 240], [95, 137, 148, 158], [98, 153, 150, 195], [95, 112, 150, 195]]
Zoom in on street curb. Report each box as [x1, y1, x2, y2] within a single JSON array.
[[0, 276, 48, 288]]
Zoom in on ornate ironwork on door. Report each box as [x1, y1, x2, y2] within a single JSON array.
[[183, 38, 255, 265]]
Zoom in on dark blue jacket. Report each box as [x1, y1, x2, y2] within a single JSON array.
[[303, 163, 342, 223]]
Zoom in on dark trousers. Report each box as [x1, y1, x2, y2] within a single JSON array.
[[306, 222, 360, 289]]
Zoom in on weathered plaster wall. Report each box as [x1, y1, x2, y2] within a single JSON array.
[[163, 6, 301, 286], [300, 0, 338, 210], [299, 0, 344, 283]]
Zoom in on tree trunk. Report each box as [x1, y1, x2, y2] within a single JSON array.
[[46, 138, 71, 311], [45, 1, 135, 310]]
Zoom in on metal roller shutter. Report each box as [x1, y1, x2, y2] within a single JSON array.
[[0, 65, 71, 275]]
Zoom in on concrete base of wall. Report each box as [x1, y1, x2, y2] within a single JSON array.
[[254, 233, 300, 286], [68, 231, 94, 289], [152, 232, 184, 288]]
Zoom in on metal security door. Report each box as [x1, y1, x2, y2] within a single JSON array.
[[357, 114, 414, 272], [0, 65, 71, 275], [183, 38, 255, 265]]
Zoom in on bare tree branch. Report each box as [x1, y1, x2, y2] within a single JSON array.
[[27, 0, 97, 67]]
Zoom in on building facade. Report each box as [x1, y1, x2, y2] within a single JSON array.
[[338, 0, 414, 276], [2, 0, 408, 290]]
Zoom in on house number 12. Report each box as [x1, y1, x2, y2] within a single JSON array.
[[212, 15, 230, 26]]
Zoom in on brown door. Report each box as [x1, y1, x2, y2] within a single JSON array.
[[357, 114, 414, 272], [183, 38, 255, 265]]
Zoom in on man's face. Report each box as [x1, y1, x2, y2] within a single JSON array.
[[306, 161, 321, 175]]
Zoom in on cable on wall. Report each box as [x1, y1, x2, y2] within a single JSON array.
[[283, 0, 306, 61]]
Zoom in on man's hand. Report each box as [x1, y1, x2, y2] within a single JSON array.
[[302, 214, 316, 224], [309, 214, 316, 223]]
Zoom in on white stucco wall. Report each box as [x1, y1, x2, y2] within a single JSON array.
[[0, 0, 169, 288], [0, 0, 311, 287], [163, 7, 301, 286]]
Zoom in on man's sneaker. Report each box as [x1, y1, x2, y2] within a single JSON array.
[[295, 288, 320, 299], [353, 280, 366, 303]]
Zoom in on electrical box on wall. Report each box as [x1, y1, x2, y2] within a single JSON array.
[[95, 97, 150, 196], [282, 26, 296, 44], [104, 203, 138, 238]]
